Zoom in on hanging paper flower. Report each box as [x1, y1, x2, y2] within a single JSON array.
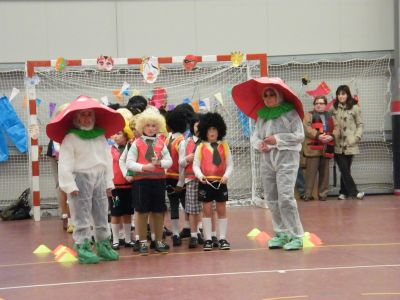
[[230, 51, 244, 67], [96, 55, 114, 71], [183, 54, 198, 71], [140, 56, 160, 83], [301, 76, 310, 86], [55, 57, 66, 71]]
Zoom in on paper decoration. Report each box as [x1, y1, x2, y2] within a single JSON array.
[[9, 87, 20, 102], [35, 98, 42, 106], [183, 98, 191, 104], [140, 56, 160, 83], [132, 89, 141, 96], [33, 244, 52, 254], [214, 92, 223, 106], [96, 55, 114, 71], [24, 75, 40, 87], [55, 57, 66, 71], [200, 97, 211, 112], [230, 51, 244, 67], [301, 76, 310, 86], [183, 54, 198, 71], [306, 81, 331, 97], [191, 100, 199, 112], [49, 102, 57, 117], [100, 96, 109, 106], [167, 104, 176, 111], [150, 87, 167, 109], [112, 82, 130, 102]]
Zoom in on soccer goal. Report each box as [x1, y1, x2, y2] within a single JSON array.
[[24, 54, 268, 220]]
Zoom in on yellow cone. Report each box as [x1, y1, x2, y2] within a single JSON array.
[[33, 244, 52, 254], [247, 228, 261, 238], [56, 252, 78, 263], [52, 245, 67, 256]]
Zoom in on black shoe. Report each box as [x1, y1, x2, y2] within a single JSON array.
[[197, 233, 204, 245], [179, 228, 191, 239], [188, 237, 198, 249], [203, 240, 213, 251], [139, 242, 149, 256], [155, 241, 169, 254], [111, 242, 120, 250], [119, 238, 126, 246], [149, 240, 156, 249], [172, 235, 182, 246], [211, 236, 219, 248], [219, 239, 231, 250], [124, 240, 135, 248], [132, 240, 140, 252], [131, 226, 135, 231], [164, 226, 173, 236]]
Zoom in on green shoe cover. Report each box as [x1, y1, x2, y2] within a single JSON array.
[[96, 240, 119, 261], [75, 240, 100, 264], [268, 232, 289, 249], [283, 237, 303, 251]]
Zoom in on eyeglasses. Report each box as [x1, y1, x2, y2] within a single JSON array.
[[314, 102, 326, 105], [264, 93, 276, 97]]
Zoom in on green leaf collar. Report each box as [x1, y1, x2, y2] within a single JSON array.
[[68, 127, 105, 139], [257, 102, 294, 120]]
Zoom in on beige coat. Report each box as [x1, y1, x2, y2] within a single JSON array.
[[303, 111, 339, 157], [329, 103, 363, 155]]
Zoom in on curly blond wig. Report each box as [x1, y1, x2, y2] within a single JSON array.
[[135, 108, 167, 136]]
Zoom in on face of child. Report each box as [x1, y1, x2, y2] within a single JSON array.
[[337, 91, 348, 104], [207, 127, 218, 143], [77, 109, 95, 130], [143, 123, 158, 137], [113, 131, 127, 146], [193, 121, 199, 136], [262, 88, 278, 107]]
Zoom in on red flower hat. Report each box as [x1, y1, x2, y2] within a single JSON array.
[[231, 77, 304, 120], [46, 95, 125, 143]]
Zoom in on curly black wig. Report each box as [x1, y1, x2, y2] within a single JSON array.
[[166, 108, 188, 133], [198, 112, 227, 141], [126, 95, 148, 115]]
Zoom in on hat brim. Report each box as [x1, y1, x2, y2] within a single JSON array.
[[232, 77, 304, 120], [46, 96, 125, 143]]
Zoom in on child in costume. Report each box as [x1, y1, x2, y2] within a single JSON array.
[[178, 114, 205, 248], [46, 95, 125, 263], [193, 112, 234, 251], [126, 109, 172, 255], [232, 77, 305, 251], [109, 109, 136, 250]]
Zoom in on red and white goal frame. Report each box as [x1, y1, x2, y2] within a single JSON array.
[[25, 53, 268, 221]]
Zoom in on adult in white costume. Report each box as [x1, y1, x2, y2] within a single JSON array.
[[232, 77, 305, 250]]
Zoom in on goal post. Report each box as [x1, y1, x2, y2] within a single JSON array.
[[25, 53, 268, 221]]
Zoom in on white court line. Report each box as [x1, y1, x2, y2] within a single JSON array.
[[0, 263, 399, 291]]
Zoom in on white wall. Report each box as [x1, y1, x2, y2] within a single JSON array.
[[0, 0, 394, 63]]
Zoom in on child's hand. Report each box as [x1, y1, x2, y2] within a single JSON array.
[[199, 176, 207, 184], [185, 153, 194, 163], [259, 142, 270, 153], [263, 135, 276, 145], [151, 156, 161, 166], [143, 163, 155, 172], [106, 188, 112, 197], [70, 190, 79, 197], [125, 176, 134, 182], [220, 176, 228, 184]]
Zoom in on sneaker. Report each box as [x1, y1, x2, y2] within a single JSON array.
[[172, 235, 182, 246], [356, 192, 365, 200], [124, 240, 136, 248], [338, 194, 347, 200], [164, 226, 173, 236], [66, 224, 74, 234], [75, 239, 100, 264], [203, 240, 213, 251], [155, 241, 169, 254], [139, 242, 149, 256], [211, 236, 219, 248], [179, 228, 191, 239], [197, 233, 204, 245], [219, 239, 231, 250], [149, 240, 156, 249], [132, 240, 140, 252], [111, 242, 120, 250], [268, 232, 289, 249], [283, 237, 303, 251], [96, 240, 119, 261], [188, 237, 198, 249]]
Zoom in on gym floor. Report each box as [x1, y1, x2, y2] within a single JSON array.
[[0, 195, 399, 300]]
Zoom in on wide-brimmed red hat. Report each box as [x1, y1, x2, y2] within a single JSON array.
[[231, 77, 304, 120], [46, 95, 125, 143]]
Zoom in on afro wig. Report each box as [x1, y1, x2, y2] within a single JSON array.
[[126, 95, 148, 115], [198, 112, 227, 141], [166, 108, 189, 133]]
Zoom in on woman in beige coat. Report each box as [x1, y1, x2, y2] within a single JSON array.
[[329, 85, 364, 200]]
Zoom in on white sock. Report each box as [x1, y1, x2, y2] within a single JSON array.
[[171, 219, 180, 236], [191, 232, 197, 238], [135, 234, 139, 241], [131, 215, 135, 227], [111, 224, 120, 244], [202, 218, 212, 241], [67, 218, 71, 225], [151, 233, 155, 241], [123, 223, 132, 243], [218, 218, 228, 240]]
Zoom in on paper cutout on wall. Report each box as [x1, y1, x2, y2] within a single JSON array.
[[306, 81, 331, 97], [183, 54, 198, 71], [140, 56, 160, 83], [230, 51, 244, 67], [96, 55, 114, 71]]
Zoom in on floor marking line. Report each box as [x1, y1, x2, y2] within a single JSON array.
[[0, 264, 399, 291], [263, 295, 308, 300]]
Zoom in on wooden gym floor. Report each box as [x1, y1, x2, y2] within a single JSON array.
[[0, 195, 399, 300]]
